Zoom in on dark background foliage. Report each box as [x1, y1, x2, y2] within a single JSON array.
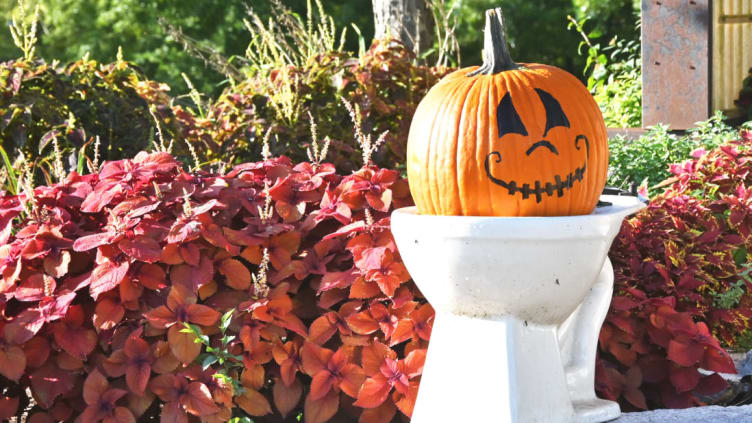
[[0, 0, 638, 95]]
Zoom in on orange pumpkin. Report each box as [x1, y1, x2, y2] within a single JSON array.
[[407, 8, 608, 216]]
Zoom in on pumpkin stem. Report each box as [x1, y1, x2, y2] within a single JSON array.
[[468, 8, 517, 76]]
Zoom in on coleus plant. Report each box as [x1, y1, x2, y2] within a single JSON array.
[[0, 148, 428, 422], [1, 135, 748, 420], [598, 132, 752, 410]]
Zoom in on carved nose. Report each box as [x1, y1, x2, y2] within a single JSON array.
[[526, 140, 558, 156]]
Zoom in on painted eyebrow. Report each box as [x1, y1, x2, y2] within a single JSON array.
[[496, 92, 528, 138], [535, 88, 570, 137]]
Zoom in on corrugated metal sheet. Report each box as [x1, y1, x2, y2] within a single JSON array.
[[713, 0, 752, 114]]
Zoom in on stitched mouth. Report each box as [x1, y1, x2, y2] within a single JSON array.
[[484, 135, 590, 203]]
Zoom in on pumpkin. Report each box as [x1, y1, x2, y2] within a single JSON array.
[[406, 7, 608, 216]]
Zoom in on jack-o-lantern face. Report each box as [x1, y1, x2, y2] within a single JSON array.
[[406, 7, 607, 216], [483, 89, 590, 204]]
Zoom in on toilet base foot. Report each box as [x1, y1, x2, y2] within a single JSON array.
[[573, 398, 621, 423]]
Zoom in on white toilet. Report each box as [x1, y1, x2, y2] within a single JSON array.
[[391, 195, 645, 423]]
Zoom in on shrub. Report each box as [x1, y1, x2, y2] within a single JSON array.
[[607, 112, 740, 189], [736, 67, 752, 121], [598, 131, 752, 410], [0, 143, 430, 422], [176, 39, 450, 172], [0, 56, 181, 187], [568, 16, 642, 128]]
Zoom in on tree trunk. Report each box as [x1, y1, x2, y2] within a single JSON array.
[[372, 0, 434, 56]]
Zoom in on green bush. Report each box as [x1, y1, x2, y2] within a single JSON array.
[[568, 15, 642, 128], [607, 112, 741, 189], [173, 1, 451, 172], [0, 56, 183, 187]]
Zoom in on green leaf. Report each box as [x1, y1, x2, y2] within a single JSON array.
[[221, 334, 235, 346], [0, 145, 18, 195], [202, 355, 218, 370], [734, 247, 748, 267], [588, 29, 602, 39], [220, 309, 234, 333]]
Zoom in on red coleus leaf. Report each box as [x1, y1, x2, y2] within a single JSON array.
[[124, 331, 153, 395], [73, 232, 118, 252], [393, 380, 420, 417], [391, 303, 433, 345], [184, 381, 221, 417], [304, 390, 339, 423], [149, 374, 219, 417], [235, 388, 273, 417], [53, 305, 97, 360], [200, 216, 241, 255], [359, 400, 397, 423], [169, 256, 214, 292], [134, 263, 166, 290], [15, 273, 56, 302], [315, 189, 352, 225], [167, 219, 202, 244], [694, 373, 729, 396], [670, 365, 701, 393], [83, 368, 109, 404], [241, 364, 267, 391], [252, 284, 307, 336], [145, 284, 220, 330], [93, 297, 125, 330], [304, 344, 364, 400], [273, 338, 304, 387], [273, 377, 303, 418], [667, 339, 705, 367], [302, 342, 333, 376], [308, 305, 357, 345], [361, 341, 396, 376], [0, 343, 26, 381], [43, 250, 71, 278], [354, 375, 392, 408], [168, 324, 202, 364], [90, 257, 130, 299], [118, 237, 162, 263], [29, 363, 75, 409], [218, 258, 251, 290], [319, 268, 358, 293], [348, 303, 398, 339], [0, 395, 19, 420], [3, 292, 76, 344], [80, 370, 135, 423], [702, 347, 736, 374]]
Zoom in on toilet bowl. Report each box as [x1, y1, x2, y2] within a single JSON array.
[[391, 195, 645, 423]]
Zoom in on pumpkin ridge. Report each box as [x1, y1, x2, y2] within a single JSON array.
[[429, 79, 472, 214], [441, 77, 479, 214], [559, 67, 607, 213], [456, 76, 483, 215]]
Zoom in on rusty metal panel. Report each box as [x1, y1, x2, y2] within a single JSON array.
[[642, 0, 711, 129], [712, 0, 752, 114]]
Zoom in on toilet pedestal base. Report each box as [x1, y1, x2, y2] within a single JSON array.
[[412, 312, 617, 423]]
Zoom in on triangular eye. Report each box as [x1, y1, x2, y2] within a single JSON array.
[[497, 92, 528, 138], [535, 89, 570, 137]]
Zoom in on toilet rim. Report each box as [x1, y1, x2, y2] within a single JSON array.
[[391, 195, 646, 241]]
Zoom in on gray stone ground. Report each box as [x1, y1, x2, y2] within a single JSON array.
[[614, 405, 752, 423]]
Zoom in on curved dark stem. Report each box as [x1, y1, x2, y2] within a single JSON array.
[[468, 8, 518, 76], [575, 135, 590, 158]]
